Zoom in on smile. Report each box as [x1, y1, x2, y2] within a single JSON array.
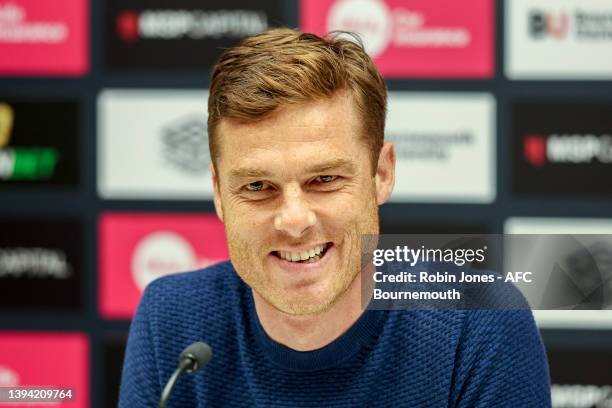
[[272, 242, 332, 264]]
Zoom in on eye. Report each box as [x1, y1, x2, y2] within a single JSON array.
[[316, 175, 337, 183], [245, 181, 267, 191]]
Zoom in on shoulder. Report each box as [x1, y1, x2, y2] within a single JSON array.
[[136, 261, 244, 339], [142, 261, 240, 309]]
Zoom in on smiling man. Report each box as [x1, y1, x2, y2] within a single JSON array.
[[119, 28, 550, 407]]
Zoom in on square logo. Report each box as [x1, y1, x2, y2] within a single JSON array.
[[387, 93, 496, 203], [300, 0, 494, 78], [97, 90, 213, 200], [0, 332, 89, 407], [0, 0, 88, 76], [98, 212, 228, 319]]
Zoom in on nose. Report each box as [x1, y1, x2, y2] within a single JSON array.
[[273, 184, 316, 238]]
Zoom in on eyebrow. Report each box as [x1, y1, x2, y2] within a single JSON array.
[[229, 158, 356, 179]]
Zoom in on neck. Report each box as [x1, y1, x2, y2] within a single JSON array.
[[252, 276, 365, 351]]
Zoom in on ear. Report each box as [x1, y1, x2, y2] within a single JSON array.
[[374, 141, 395, 205], [210, 162, 224, 222]]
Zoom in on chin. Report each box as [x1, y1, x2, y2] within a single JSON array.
[[271, 284, 344, 316]]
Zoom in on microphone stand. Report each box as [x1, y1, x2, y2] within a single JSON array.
[[159, 357, 194, 408]]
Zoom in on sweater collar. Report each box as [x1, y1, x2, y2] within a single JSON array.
[[246, 286, 388, 372]]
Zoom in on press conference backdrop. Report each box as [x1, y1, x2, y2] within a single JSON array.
[[0, 0, 611, 407]]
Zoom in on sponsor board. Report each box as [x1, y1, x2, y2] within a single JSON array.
[[0, 99, 79, 188], [386, 93, 496, 203], [506, 217, 612, 328], [0, 0, 88, 76], [506, 0, 612, 79], [300, 0, 493, 78], [548, 349, 612, 408], [0, 219, 81, 309], [97, 89, 213, 200], [98, 212, 228, 319], [105, 0, 283, 70], [0, 332, 89, 407], [512, 101, 612, 197]]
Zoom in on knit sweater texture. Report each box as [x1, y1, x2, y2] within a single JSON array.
[[119, 261, 551, 407]]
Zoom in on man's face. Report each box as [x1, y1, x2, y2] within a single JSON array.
[[212, 91, 394, 316]]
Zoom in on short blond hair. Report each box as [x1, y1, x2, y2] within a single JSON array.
[[208, 28, 387, 173]]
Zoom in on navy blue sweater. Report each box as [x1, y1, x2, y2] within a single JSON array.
[[119, 261, 551, 407]]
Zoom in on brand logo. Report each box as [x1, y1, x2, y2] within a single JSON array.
[[131, 232, 197, 290], [512, 101, 612, 196], [0, 333, 89, 406], [524, 133, 612, 167], [115, 8, 267, 43], [99, 213, 228, 318], [0, 0, 87, 75], [528, 8, 612, 42], [302, 0, 492, 78], [523, 135, 547, 167], [0, 219, 81, 309], [161, 115, 210, 175], [131, 231, 221, 290], [0, 2, 68, 43], [98, 90, 214, 199], [0, 365, 19, 387], [0, 247, 72, 279], [388, 131, 474, 161], [507, 1, 612, 79], [552, 384, 612, 408], [529, 10, 569, 39], [106, 1, 281, 72], [0, 102, 59, 181], [386, 93, 495, 203], [327, 0, 471, 58]]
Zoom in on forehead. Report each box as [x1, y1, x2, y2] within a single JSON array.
[[215, 92, 367, 175]]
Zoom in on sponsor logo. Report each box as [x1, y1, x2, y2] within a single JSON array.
[[386, 93, 495, 203], [99, 213, 228, 319], [327, 0, 470, 58], [512, 101, 612, 196], [552, 384, 612, 407], [0, 247, 72, 279], [0, 102, 59, 181], [524, 133, 612, 167], [0, 2, 67, 43], [106, 1, 283, 70], [116, 9, 267, 42], [302, 0, 493, 77], [0, 333, 89, 406], [98, 90, 213, 199], [0, 0, 88, 75], [0, 365, 19, 387], [529, 11, 569, 40], [0, 100, 78, 187], [0, 219, 81, 309], [529, 8, 612, 41], [388, 131, 474, 161], [161, 115, 210, 175], [131, 231, 218, 290], [506, 0, 612, 79]]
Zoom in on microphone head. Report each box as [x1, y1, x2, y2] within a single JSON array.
[[179, 342, 213, 373]]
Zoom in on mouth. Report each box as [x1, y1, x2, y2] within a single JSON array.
[[271, 242, 333, 264]]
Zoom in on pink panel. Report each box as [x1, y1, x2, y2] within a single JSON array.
[[98, 212, 228, 319], [300, 0, 493, 78]]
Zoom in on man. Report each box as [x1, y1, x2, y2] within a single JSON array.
[[119, 28, 550, 407]]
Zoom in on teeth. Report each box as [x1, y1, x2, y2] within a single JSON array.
[[278, 244, 327, 262]]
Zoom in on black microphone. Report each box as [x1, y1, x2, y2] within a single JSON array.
[[159, 342, 213, 408]]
